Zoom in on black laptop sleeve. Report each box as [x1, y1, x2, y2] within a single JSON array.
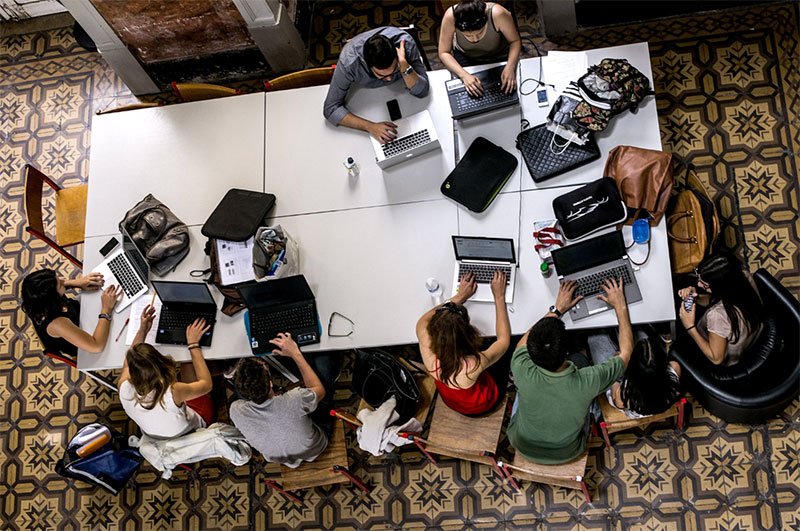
[[515, 124, 600, 183], [440, 137, 518, 213], [552, 177, 628, 240], [201, 188, 276, 241]]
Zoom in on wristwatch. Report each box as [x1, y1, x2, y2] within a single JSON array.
[[548, 305, 563, 318], [401, 65, 414, 76], [98, 313, 112, 321]]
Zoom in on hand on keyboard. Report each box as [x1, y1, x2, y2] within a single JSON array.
[[186, 318, 211, 346], [555, 280, 583, 314], [453, 271, 478, 304], [596, 277, 627, 311], [500, 64, 517, 94], [269, 332, 301, 359], [461, 73, 484, 97], [368, 121, 398, 143], [101, 284, 122, 314], [490, 270, 508, 301]]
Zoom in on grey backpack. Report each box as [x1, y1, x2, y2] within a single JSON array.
[[120, 194, 190, 276]]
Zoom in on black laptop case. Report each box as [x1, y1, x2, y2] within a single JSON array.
[[202, 188, 276, 242], [440, 137, 518, 213], [515, 124, 601, 183]]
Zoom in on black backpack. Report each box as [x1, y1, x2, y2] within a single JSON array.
[[351, 349, 421, 424]]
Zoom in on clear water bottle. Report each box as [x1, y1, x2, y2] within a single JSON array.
[[344, 157, 360, 178], [426, 277, 444, 306]]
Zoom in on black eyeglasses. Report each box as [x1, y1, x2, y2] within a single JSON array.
[[328, 312, 355, 337]]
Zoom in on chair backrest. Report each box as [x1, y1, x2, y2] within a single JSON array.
[[265, 66, 335, 92], [96, 102, 162, 115], [399, 24, 433, 71], [171, 82, 241, 102]]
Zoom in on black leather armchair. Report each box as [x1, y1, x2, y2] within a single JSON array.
[[670, 269, 800, 424]]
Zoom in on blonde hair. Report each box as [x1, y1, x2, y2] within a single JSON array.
[[125, 343, 180, 409]]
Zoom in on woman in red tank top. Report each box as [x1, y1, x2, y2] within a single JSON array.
[[416, 270, 511, 416]]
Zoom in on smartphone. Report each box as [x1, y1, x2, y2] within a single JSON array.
[[536, 89, 549, 107], [99, 237, 119, 257], [387, 99, 402, 121]]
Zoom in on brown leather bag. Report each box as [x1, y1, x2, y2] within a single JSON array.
[[604, 145, 674, 225], [667, 169, 720, 274]]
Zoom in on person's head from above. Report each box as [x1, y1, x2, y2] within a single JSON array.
[[694, 251, 762, 341], [427, 301, 484, 385], [526, 317, 568, 372], [125, 343, 180, 410], [21, 269, 67, 324], [454, 0, 489, 42], [364, 33, 399, 80], [620, 337, 679, 415], [234, 357, 274, 404]]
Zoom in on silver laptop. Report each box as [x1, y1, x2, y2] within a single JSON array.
[[91, 227, 150, 313], [550, 230, 642, 321], [451, 236, 516, 303], [370, 110, 441, 169]]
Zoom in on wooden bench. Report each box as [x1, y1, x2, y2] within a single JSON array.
[[501, 448, 591, 502], [598, 395, 686, 447]]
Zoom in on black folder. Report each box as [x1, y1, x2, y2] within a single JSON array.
[[440, 137, 517, 213]]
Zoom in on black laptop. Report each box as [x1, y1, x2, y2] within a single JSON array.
[[152, 281, 217, 346], [446, 65, 520, 120], [239, 275, 321, 354]]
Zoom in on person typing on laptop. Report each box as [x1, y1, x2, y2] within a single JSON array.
[[507, 278, 633, 464], [416, 270, 511, 416], [323, 27, 429, 143]]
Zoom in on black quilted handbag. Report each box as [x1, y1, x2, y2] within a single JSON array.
[[351, 349, 421, 424], [515, 124, 601, 183]]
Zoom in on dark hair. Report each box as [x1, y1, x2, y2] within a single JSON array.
[[620, 338, 682, 415], [235, 357, 273, 404], [363, 33, 397, 70], [427, 302, 484, 387], [125, 344, 180, 410], [454, 0, 488, 32], [526, 317, 567, 371], [21, 269, 64, 325], [695, 252, 762, 343]]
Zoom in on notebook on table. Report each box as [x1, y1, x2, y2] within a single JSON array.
[[91, 227, 150, 312], [238, 275, 321, 354], [451, 235, 517, 303], [152, 280, 217, 346], [446, 65, 519, 120], [550, 230, 642, 321], [370, 110, 441, 169]]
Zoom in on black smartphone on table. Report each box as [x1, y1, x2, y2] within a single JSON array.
[[387, 99, 402, 121]]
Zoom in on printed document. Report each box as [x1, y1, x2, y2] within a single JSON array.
[[216, 237, 256, 286]]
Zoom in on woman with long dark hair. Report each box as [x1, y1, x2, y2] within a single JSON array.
[[416, 271, 510, 415], [678, 252, 763, 366], [21, 269, 121, 355]]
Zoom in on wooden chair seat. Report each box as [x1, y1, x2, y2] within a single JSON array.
[[598, 394, 685, 447], [265, 66, 335, 92], [278, 420, 349, 491], [426, 394, 507, 463], [55, 184, 88, 246], [510, 448, 590, 496]]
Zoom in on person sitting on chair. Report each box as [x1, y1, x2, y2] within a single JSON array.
[[323, 27, 430, 143], [416, 271, 511, 416], [21, 269, 121, 356], [229, 333, 341, 467], [438, 0, 521, 96], [119, 306, 214, 438], [508, 279, 633, 464], [677, 252, 763, 366]]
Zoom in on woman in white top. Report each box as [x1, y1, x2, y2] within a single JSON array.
[[118, 305, 213, 439]]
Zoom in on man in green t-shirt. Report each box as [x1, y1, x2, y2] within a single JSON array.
[[508, 278, 633, 464]]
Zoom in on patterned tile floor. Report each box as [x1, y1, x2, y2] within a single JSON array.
[[1, 2, 799, 530]]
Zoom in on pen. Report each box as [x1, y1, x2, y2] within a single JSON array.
[[115, 318, 130, 342], [150, 290, 157, 308]]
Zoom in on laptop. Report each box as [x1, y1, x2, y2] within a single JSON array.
[[238, 275, 321, 354], [370, 110, 441, 169], [451, 236, 517, 303], [91, 227, 150, 313], [550, 230, 643, 321], [446, 65, 520, 120], [152, 280, 217, 346]]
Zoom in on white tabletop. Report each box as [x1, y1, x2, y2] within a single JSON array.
[[85, 92, 266, 238]]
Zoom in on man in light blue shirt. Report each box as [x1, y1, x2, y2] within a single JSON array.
[[323, 27, 429, 143]]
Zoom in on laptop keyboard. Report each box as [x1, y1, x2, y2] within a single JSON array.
[[455, 83, 514, 112], [107, 255, 144, 297], [574, 265, 633, 297], [382, 129, 431, 157], [159, 309, 215, 331], [251, 306, 316, 335], [458, 263, 512, 284]]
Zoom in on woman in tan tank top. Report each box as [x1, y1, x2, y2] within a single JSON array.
[[438, 0, 521, 96]]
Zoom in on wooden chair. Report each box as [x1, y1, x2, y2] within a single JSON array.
[[501, 448, 592, 502], [264, 66, 336, 92], [264, 419, 370, 504], [171, 82, 241, 102], [43, 350, 118, 391], [95, 102, 162, 115], [598, 395, 686, 447], [23, 164, 86, 269]]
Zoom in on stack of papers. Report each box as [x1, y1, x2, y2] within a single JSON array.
[[541, 51, 589, 96], [126, 292, 163, 345]]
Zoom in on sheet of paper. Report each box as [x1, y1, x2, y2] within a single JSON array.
[[216, 238, 256, 286], [541, 51, 589, 96], [126, 291, 163, 345]]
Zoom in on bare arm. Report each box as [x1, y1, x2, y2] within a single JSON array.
[[494, 5, 521, 67], [47, 285, 122, 353], [438, 9, 470, 78], [171, 319, 213, 404], [678, 302, 727, 364], [597, 277, 633, 368], [271, 332, 325, 402], [481, 271, 510, 365]]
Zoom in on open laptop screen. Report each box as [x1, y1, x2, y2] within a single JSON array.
[[152, 281, 215, 305], [453, 236, 516, 263], [551, 230, 626, 277], [121, 227, 150, 281]]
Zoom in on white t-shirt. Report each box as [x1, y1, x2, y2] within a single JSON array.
[[119, 380, 206, 439]]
